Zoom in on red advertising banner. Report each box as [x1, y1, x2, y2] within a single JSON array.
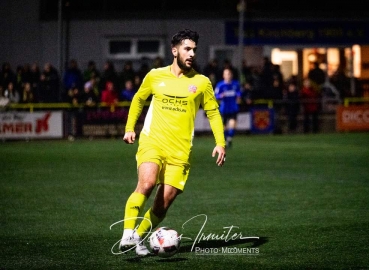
[[336, 105, 369, 131]]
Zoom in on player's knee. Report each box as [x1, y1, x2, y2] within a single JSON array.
[[135, 181, 155, 196]]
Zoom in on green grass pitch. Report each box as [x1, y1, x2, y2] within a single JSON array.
[[1, 132, 369, 269]]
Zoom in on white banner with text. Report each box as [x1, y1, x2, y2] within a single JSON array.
[[0, 111, 63, 139]]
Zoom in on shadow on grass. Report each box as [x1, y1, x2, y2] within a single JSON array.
[[125, 254, 188, 263]]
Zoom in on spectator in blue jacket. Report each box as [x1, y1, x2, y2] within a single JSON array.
[[120, 79, 137, 101]]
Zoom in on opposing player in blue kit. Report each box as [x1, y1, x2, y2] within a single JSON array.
[[215, 67, 242, 148]]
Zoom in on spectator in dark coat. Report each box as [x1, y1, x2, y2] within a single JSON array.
[[63, 59, 84, 100], [285, 76, 300, 133], [38, 63, 60, 102]]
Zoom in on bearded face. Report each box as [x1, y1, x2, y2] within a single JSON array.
[[173, 39, 197, 72], [177, 52, 193, 72]]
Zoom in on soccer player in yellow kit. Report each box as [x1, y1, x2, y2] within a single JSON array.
[[119, 29, 226, 256]]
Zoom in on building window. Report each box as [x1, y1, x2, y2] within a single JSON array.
[[109, 41, 132, 54], [137, 40, 160, 54], [105, 37, 165, 60]]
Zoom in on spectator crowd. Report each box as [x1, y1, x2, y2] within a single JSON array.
[[0, 56, 360, 134]]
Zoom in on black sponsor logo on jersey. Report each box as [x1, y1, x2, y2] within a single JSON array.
[[162, 94, 188, 106]]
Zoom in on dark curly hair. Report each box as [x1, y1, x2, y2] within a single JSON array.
[[171, 29, 199, 47]]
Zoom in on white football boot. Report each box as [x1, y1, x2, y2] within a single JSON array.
[[119, 230, 151, 256], [119, 230, 136, 252], [133, 232, 151, 256]]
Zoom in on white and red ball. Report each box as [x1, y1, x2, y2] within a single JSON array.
[[149, 227, 181, 258]]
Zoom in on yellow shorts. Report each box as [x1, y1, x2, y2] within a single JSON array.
[[136, 143, 190, 191]]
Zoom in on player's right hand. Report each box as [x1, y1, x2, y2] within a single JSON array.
[[123, 131, 136, 144]]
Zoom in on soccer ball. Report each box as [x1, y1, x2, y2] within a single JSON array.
[[149, 227, 181, 258]]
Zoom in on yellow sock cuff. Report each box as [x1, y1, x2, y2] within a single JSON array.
[[123, 192, 147, 230], [136, 208, 165, 237]]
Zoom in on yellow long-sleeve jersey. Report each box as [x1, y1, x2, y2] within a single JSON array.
[[125, 65, 225, 161]]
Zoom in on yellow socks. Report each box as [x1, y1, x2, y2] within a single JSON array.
[[123, 193, 165, 239], [136, 208, 165, 237], [123, 192, 147, 230]]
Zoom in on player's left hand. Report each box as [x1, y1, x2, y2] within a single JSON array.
[[212, 146, 226, 167]]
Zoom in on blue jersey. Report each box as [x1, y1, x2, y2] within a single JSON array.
[[214, 80, 241, 115]]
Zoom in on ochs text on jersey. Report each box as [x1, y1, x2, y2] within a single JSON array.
[[161, 94, 188, 106]]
